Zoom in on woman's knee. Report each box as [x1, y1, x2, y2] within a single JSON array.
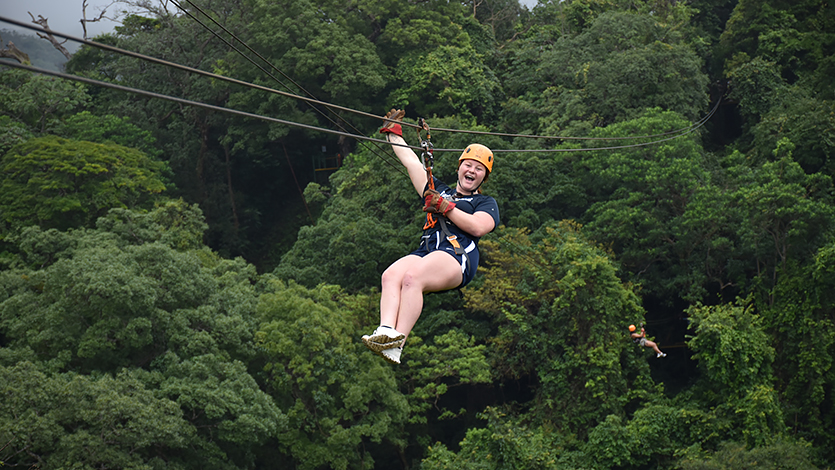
[[399, 269, 424, 291], [381, 267, 403, 288]]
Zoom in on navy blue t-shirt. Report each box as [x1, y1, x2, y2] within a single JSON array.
[[423, 176, 500, 248]]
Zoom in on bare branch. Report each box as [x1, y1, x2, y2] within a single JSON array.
[[117, 0, 174, 18], [81, 0, 120, 40], [27, 12, 72, 60], [0, 38, 32, 65]]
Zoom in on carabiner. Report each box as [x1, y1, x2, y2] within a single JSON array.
[[420, 138, 434, 172], [416, 117, 434, 172]]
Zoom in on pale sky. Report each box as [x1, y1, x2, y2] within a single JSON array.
[[1, 0, 541, 42], [0, 0, 127, 42]]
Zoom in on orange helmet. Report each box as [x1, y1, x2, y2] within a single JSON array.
[[459, 144, 494, 178], [628, 324, 636, 332]]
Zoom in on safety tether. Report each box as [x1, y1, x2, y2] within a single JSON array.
[[418, 118, 437, 230], [418, 118, 465, 256]]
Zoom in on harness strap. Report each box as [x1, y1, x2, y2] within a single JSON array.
[[421, 230, 474, 273], [438, 217, 465, 255]]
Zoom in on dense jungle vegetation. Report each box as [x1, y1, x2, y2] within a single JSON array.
[[1, 0, 834, 468]]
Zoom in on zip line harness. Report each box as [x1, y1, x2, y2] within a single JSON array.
[[418, 118, 465, 256], [632, 322, 646, 348]]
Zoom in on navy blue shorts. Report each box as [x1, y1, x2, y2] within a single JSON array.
[[410, 232, 479, 288]]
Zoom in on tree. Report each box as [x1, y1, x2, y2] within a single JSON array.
[[764, 240, 835, 463], [465, 222, 656, 434], [729, 154, 835, 302], [54, 110, 163, 159], [679, 440, 819, 470], [391, 43, 502, 120], [686, 299, 785, 447], [718, 0, 835, 95], [499, 10, 709, 135], [0, 115, 33, 156], [255, 278, 410, 469], [0, 135, 167, 233], [751, 87, 835, 176], [0, 69, 88, 132], [421, 408, 563, 470], [1, 29, 71, 70], [574, 109, 719, 302], [388, 24, 503, 120], [0, 203, 283, 469], [725, 55, 787, 125], [718, 0, 835, 150], [0, 362, 194, 470], [273, 161, 420, 291]]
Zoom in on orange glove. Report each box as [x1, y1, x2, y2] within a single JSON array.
[[379, 108, 405, 137], [423, 189, 456, 216]]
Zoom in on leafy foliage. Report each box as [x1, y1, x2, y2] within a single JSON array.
[[255, 278, 408, 469], [0, 136, 167, 232], [273, 161, 420, 291], [466, 222, 654, 432], [763, 241, 835, 460], [54, 111, 163, 159], [390, 41, 503, 120], [501, 10, 708, 135], [0, 69, 88, 132], [0, 362, 193, 470], [0, 203, 281, 469], [687, 299, 785, 447], [679, 439, 819, 470], [2, 0, 835, 468]]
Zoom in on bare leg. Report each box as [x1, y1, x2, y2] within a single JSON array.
[[379, 251, 463, 337], [645, 340, 662, 355], [380, 255, 421, 328]]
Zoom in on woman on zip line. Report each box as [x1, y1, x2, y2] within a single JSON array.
[[629, 324, 667, 358], [361, 109, 500, 365]]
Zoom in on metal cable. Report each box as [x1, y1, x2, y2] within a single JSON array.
[[0, 15, 717, 143], [0, 62, 413, 148], [169, 0, 404, 176], [0, 15, 405, 126], [0, 60, 714, 153]]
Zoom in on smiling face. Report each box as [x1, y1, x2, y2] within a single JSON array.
[[456, 159, 488, 194]]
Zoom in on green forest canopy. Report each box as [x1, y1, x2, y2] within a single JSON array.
[[1, 0, 834, 468]]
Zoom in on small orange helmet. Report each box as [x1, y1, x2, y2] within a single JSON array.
[[628, 324, 636, 332], [459, 144, 494, 179]]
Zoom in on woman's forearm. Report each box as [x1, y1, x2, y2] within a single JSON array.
[[387, 134, 427, 196], [446, 209, 495, 238]]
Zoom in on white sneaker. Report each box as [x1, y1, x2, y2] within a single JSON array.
[[361, 326, 405, 352], [381, 347, 402, 365], [657, 352, 667, 358]]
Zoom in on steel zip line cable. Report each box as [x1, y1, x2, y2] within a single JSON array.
[[0, 14, 716, 144], [172, 0, 718, 144], [0, 61, 414, 148], [0, 13, 406, 179], [169, 0, 404, 176], [0, 16, 406, 127], [173, 0, 710, 142], [0, 60, 715, 153]]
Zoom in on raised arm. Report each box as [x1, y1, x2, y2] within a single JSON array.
[[386, 133, 428, 197], [379, 109, 428, 197]]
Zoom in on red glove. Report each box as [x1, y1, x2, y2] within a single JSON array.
[[379, 108, 405, 137], [423, 189, 456, 216]]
